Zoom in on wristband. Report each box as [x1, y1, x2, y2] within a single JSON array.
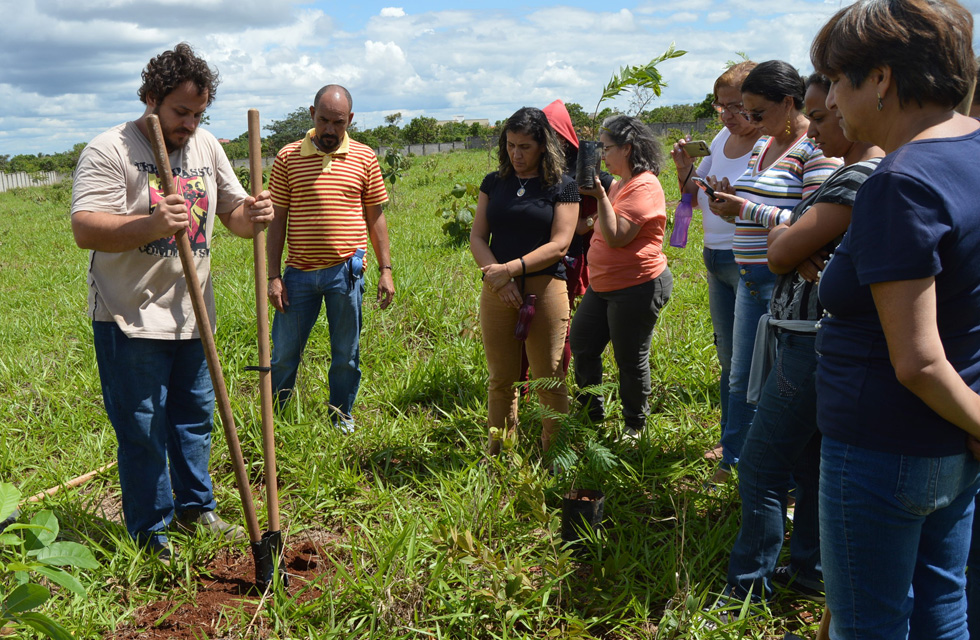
[[380, 265, 393, 272]]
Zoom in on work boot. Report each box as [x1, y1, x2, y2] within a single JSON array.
[[175, 509, 246, 542], [147, 540, 174, 567]]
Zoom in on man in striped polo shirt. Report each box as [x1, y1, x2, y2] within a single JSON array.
[[267, 85, 394, 430]]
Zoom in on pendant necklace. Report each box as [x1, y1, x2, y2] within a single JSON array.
[[517, 176, 531, 197]]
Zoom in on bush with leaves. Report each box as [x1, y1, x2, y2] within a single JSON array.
[[439, 181, 479, 245], [1, 483, 99, 640], [381, 150, 408, 205], [235, 165, 270, 194], [540, 380, 623, 491]]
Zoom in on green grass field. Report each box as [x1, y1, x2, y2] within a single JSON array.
[[0, 149, 823, 638]]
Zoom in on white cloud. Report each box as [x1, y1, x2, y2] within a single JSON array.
[[364, 40, 408, 66], [636, 0, 713, 12], [665, 11, 699, 23], [7, 0, 971, 155], [445, 91, 467, 108]]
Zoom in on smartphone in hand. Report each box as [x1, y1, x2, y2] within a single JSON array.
[[684, 140, 711, 157], [692, 176, 718, 199]]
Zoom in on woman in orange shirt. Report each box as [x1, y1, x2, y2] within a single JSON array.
[[572, 115, 673, 437]]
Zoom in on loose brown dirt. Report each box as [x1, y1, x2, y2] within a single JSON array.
[[106, 531, 338, 639]]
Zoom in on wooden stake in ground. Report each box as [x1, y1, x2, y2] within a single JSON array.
[[816, 608, 831, 640], [245, 108, 288, 588], [21, 462, 117, 505], [144, 114, 264, 581]]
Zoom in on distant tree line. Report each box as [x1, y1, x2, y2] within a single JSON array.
[[0, 143, 87, 174], [0, 97, 718, 171], [562, 96, 715, 133]]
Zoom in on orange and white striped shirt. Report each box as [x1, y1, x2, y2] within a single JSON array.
[[270, 130, 388, 270]]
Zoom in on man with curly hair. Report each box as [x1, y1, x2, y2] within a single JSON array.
[[70, 43, 274, 562]]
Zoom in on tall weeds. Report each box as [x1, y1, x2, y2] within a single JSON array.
[[0, 149, 822, 638]]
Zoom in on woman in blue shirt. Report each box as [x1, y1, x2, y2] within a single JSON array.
[[811, 0, 980, 636]]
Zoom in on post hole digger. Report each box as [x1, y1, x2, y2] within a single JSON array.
[[243, 109, 288, 588], [145, 114, 286, 590]]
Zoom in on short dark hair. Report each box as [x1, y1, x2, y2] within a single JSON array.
[[974, 56, 980, 106], [497, 107, 566, 187], [138, 43, 218, 106], [805, 72, 831, 95], [314, 84, 353, 111], [600, 115, 665, 176], [741, 60, 805, 110], [810, 0, 976, 110]]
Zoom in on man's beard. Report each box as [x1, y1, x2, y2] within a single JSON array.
[[317, 133, 340, 153], [154, 106, 194, 152]]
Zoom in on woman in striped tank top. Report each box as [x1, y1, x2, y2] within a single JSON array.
[[703, 60, 840, 483]]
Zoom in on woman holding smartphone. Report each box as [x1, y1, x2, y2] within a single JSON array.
[[670, 61, 760, 476], [703, 60, 839, 482], [722, 73, 882, 606], [470, 107, 579, 455]]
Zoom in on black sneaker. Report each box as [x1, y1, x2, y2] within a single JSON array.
[[0, 509, 19, 533], [772, 565, 825, 603], [575, 392, 605, 424], [619, 425, 642, 442], [700, 597, 742, 631]]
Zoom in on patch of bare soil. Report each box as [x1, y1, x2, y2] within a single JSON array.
[[107, 531, 338, 639]]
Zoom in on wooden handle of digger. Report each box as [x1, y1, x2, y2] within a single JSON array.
[[248, 109, 281, 531], [145, 115, 262, 544]]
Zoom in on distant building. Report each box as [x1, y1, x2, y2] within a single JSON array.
[[217, 138, 231, 144], [435, 117, 491, 127]]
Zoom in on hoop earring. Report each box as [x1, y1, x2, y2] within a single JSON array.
[[877, 93, 883, 111]]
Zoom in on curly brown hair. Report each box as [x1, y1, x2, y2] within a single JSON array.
[[496, 107, 565, 188], [138, 42, 219, 106]]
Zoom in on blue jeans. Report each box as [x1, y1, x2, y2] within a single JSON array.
[[570, 270, 673, 429], [703, 248, 740, 443], [93, 321, 217, 548], [727, 332, 821, 600], [271, 251, 365, 418], [721, 264, 775, 467], [967, 495, 980, 638], [820, 436, 980, 640]]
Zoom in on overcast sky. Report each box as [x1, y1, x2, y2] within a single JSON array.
[[3, 0, 979, 156]]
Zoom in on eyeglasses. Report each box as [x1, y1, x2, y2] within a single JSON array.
[[601, 144, 619, 154], [740, 103, 774, 123], [711, 101, 743, 115]]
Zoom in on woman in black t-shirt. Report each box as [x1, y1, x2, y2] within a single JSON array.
[[469, 107, 580, 455]]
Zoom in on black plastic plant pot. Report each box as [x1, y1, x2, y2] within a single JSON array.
[[252, 529, 289, 590], [561, 488, 605, 555], [576, 141, 601, 189]]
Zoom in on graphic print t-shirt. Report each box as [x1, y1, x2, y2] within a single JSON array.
[[71, 121, 247, 339]]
